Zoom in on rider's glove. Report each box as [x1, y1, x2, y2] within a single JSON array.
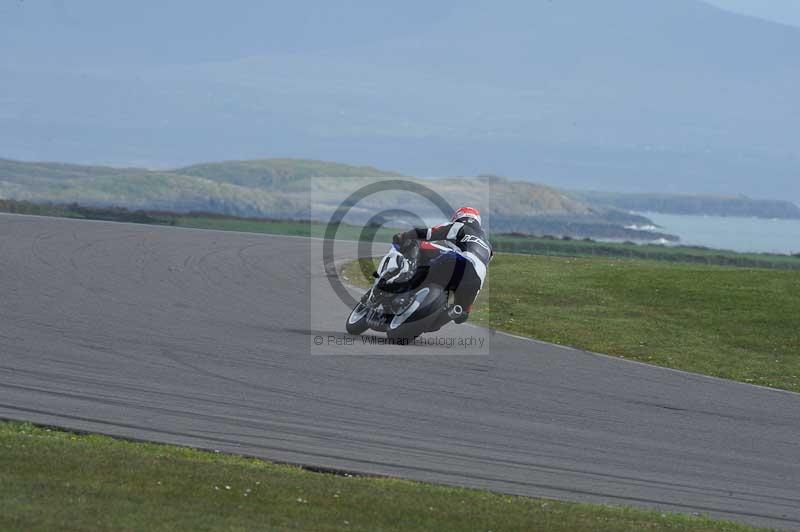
[[392, 231, 419, 253]]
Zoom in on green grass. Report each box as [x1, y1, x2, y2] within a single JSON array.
[[492, 234, 800, 270], [344, 254, 800, 391], [0, 422, 762, 532]]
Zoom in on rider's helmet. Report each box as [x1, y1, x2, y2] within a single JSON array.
[[451, 206, 481, 225]]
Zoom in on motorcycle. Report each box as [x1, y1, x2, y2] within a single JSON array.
[[345, 241, 464, 343]]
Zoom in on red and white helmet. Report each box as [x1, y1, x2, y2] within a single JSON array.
[[451, 206, 481, 225]]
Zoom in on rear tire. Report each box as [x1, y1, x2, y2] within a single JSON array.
[[386, 288, 447, 345], [386, 324, 423, 345]]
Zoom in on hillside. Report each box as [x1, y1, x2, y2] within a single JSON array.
[[177, 159, 403, 189], [574, 191, 800, 219], [0, 157, 668, 240], [0, 158, 394, 218], [0, 158, 144, 183]]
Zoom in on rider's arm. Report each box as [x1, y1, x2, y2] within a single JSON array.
[[393, 222, 464, 248]]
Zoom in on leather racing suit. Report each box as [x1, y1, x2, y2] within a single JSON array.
[[389, 219, 492, 323]]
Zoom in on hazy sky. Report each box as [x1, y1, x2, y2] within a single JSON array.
[[704, 0, 800, 27]]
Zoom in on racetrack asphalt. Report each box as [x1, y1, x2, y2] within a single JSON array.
[[1, 213, 799, 529]]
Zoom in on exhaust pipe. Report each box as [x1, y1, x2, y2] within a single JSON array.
[[447, 304, 463, 321]]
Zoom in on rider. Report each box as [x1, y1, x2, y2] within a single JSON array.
[[388, 206, 492, 324]]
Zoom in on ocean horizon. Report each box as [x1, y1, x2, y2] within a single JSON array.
[[634, 212, 800, 255]]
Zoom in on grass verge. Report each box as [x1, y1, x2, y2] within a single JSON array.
[[0, 421, 761, 532], [344, 254, 800, 392]]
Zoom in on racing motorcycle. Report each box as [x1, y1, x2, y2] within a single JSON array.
[[345, 241, 464, 343]]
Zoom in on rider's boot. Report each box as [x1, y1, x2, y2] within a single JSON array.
[[448, 304, 469, 324]]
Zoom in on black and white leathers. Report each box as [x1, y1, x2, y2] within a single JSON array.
[[392, 218, 492, 320]]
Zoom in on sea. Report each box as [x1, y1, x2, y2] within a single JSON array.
[[630, 212, 800, 255]]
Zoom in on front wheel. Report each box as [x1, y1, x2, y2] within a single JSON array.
[[346, 301, 369, 335]]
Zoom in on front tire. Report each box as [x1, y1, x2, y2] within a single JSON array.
[[346, 302, 369, 335]]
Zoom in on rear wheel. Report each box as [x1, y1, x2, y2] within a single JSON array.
[[386, 288, 446, 345], [386, 324, 423, 345]]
